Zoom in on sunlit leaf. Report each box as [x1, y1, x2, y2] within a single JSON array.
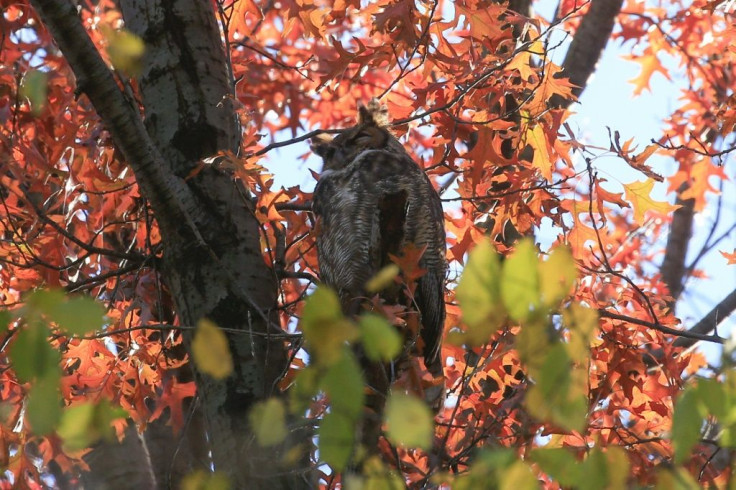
[[563, 304, 599, 363], [501, 238, 541, 322], [538, 245, 576, 308], [249, 398, 288, 447], [384, 393, 433, 450], [359, 314, 402, 361], [455, 240, 504, 345], [623, 178, 680, 224], [192, 318, 233, 379]]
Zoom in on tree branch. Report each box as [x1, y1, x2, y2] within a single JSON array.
[[673, 288, 736, 348]]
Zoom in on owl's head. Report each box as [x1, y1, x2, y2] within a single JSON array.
[[311, 99, 403, 172]]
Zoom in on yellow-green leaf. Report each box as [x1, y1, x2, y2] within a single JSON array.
[[563, 304, 598, 363], [20, 69, 47, 116], [455, 240, 504, 345], [10, 323, 59, 383], [181, 470, 231, 490], [192, 318, 233, 379], [655, 467, 700, 490], [501, 238, 541, 322], [500, 460, 539, 490], [26, 372, 61, 436], [385, 393, 434, 450], [359, 314, 402, 362], [249, 398, 288, 447], [672, 388, 702, 464], [102, 26, 145, 76], [318, 412, 354, 472], [321, 350, 364, 419], [58, 400, 126, 451], [539, 245, 576, 308], [302, 287, 358, 366], [365, 264, 400, 293]]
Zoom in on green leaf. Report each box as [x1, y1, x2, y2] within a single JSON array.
[[655, 467, 700, 490], [501, 238, 541, 322], [538, 245, 576, 308], [530, 448, 581, 487], [578, 448, 609, 490], [302, 287, 358, 366], [359, 314, 402, 362], [0, 309, 11, 334], [192, 319, 233, 379], [321, 350, 364, 420], [672, 388, 702, 464], [525, 344, 587, 432], [26, 372, 61, 436], [181, 470, 231, 490], [45, 295, 106, 335], [453, 449, 516, 490], [357, 457, 406, 490], [10, 323, 59, 382], [58, 400, 127, 451], [384, 393, 434, 450], [249, 398, 288, 447], [455, 240, 504, 345], [563, 304, 598, 363], [318, 412, 354, 472], [19, 69, 47, 116], [499, 460, 539, 490], [603, 446, 630, 490]]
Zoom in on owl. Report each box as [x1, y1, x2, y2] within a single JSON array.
[[311, 101, 447, 379]]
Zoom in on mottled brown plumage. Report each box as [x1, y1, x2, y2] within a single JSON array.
[[311, 100, 447, 376]]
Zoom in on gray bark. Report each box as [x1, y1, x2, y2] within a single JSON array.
[[81, 423, 157, 490], [30, 0, 305, 487], [661, 193, 695, 302]]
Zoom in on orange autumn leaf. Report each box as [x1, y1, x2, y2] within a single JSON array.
[[720, 249, 736, 264]]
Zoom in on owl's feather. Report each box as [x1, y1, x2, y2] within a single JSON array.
[[312, 103, 447, 373]]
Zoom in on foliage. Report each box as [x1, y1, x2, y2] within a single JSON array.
[[2, 0, 736, 487]]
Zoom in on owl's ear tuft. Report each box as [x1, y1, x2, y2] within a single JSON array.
[[358, 98, 390, 127], [310, 133, 335, 157]]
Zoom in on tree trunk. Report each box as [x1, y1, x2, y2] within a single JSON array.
[[29, 0, 306, 487]]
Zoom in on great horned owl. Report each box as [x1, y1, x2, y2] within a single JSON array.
[[311, 101, 447, 378]]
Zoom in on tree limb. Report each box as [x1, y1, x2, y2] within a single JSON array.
[[673, 288, 736, 349]]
